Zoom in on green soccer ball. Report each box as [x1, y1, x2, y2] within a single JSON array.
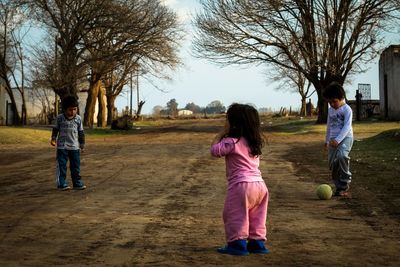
[[316, 184, 333, 200]]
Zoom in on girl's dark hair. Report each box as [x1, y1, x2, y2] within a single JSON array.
[[226, 103, 264, 156], [323, 82, 346, 100], [61, 95, 79, 110]]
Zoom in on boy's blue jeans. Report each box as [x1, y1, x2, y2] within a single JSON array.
[[56, 149, 84, 188], [328, 137, 353, 191]]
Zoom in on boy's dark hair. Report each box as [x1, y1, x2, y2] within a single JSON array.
[[61, 95, 79, 110], [226, 103, 264, 156], [323, 82, 346, 100]]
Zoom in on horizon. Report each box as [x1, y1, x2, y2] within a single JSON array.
[[6, 0, 400, 117], [115, 0, 399, 115]]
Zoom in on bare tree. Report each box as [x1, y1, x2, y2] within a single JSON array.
[[102, 58, 137, 126], [0, 0, 29, 125], [29, 38, 61, 114], [166, 98, 178, 117], [82, 0, 182, 127], [28, 0, 111, 99], [271, 66, 314, 116], [193, 0, 397, 123], [268, 34, 315, 116], [26, 0, 182, 127], [30, 80, 55, 124]]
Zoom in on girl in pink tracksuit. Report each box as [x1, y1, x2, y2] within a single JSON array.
[[210, 103, 269, 256]]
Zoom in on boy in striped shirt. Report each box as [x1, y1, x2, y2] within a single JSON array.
[[51, 95, 86, 190]]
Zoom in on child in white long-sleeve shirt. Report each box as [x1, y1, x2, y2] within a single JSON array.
[[323, 82, 353, 197]]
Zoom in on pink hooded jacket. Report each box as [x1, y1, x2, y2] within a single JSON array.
[[210, 137, 264, 188]]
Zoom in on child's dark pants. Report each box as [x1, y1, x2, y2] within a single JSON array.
[[56, 149, 84, 188]]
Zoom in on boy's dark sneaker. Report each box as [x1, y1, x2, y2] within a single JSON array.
[[73, 185, 86, 190], [58, 186, 71, 191], [334, 184, 350, 197], [334, 190, 350, 198]]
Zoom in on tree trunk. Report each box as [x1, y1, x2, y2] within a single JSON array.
[[316, 89, 328, 124], [135, 100, 145, 120], [21, 101, 27, 125], [20, 89, 28, 125], [97, 86, 107, 128], [3, 79, 21, 125], [315, 76, 345, 123], [106, 95, 117, 126], [300, 96, 307, 117], [84, 77, 101, 128]]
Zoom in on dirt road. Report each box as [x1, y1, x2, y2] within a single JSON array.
[[0, 122, 399, 266]]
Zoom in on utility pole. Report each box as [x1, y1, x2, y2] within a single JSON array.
[[54, 37, 58, 116], [355, 89, 362, 121], [136, 68, 139, 113], [130, 72, 133, 117]]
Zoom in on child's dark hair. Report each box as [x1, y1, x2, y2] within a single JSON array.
[[61, 95, 79, 110], [323, 82, 346, 100], [226, 103, 264, 156]]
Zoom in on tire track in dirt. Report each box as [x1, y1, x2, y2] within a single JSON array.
[[2, 131, 399, 266], [0, 144, 130, 266], [126, 142, 224, 266]]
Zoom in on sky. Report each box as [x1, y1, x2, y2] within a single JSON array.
[[114, 0, 400, 115], [21, 1, 399, 115], [117, 0, 310, 114]]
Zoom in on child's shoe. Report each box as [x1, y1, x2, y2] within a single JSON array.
[[73, 179, 86, 190], [73, 185, 86, 190], [334, 190, 350, 198], [334, 184, 350, 198], [58, 185, 71, 191], [217, 239, 249, 256], [247, 240, 270, 254]]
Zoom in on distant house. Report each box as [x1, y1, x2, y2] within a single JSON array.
[[178, 109, 193, 116], [0, 86, 56, 125], [0, 80, 110, 125], [379, 45, 400, 120], [0, 85, 97, 125]]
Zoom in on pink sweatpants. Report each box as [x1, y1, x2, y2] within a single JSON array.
[[223, 181, 269, 243]]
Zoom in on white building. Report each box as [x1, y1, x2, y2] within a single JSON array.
[[0, 84, 56, 125], [0, 82, 108, 125], [379, 45, 400, 120], [178, 109, 193, 116]]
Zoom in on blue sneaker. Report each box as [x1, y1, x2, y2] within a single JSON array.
[[217, 240, 249, 256], [247, 240, 270, 254]]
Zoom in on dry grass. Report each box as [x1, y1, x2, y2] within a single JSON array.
[[273, 119, 400, 217], [350, 129, 400, 214], [0, 126, 50, 144]]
